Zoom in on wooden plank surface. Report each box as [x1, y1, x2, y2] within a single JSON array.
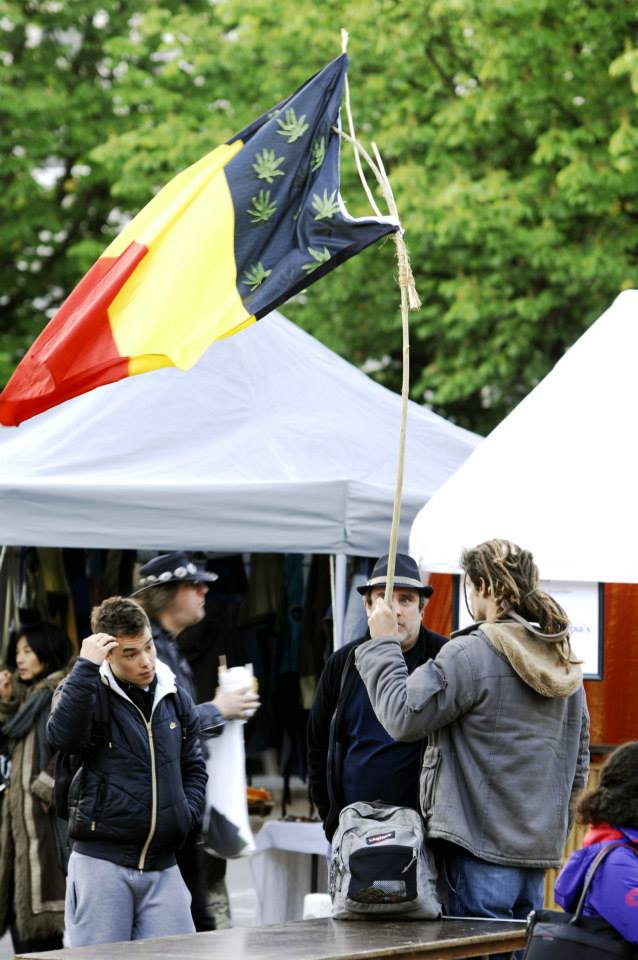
[[17, 917, 528, 960]]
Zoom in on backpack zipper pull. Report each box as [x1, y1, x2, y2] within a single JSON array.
[[401, 849, 417, 874]]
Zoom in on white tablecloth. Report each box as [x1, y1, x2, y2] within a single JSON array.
[[250, 821, 328, 924]]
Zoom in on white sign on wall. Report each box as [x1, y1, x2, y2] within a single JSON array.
[[453, 578, 603, 680]]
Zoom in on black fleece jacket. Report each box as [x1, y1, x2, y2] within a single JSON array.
[[307, 626, 447, 841]]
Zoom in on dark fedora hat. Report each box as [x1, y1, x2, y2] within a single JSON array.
[[132, 551, 218, 596], [356, 553, 433, 597]]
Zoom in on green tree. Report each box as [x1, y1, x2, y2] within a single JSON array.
[[2, 0, 638, 434]]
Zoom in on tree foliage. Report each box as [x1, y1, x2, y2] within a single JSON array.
[[2, 0, 638, 433]]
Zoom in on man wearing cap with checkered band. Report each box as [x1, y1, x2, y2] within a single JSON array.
[[133, 552, 259, 931], [307, 553, 447, 842]]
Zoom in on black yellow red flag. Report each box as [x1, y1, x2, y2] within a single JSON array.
[[0, 55, 398, 426]]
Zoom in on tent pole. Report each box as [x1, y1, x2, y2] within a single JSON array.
[[332, 553, 347, 651]]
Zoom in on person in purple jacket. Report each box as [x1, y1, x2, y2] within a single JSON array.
[[554, 740, 638, 946]]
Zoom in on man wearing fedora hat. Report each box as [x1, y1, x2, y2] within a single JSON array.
[[308, 553, 447, 841], [133, 551, 259, 931]]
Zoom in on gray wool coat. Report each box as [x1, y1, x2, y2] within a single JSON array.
[[355, 621, 590, 868]]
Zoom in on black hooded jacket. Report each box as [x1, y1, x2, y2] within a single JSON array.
[[47, 657, 207, 871], [307, 625, 447, 840]]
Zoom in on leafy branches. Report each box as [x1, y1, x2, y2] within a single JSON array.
[[3, 0, 638, 436]]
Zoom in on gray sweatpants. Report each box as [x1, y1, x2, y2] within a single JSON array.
[[65, 851, 195, 947]]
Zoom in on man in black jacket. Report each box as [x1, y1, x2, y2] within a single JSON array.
[[307, 554, 447, 841], [133, 551, 259, 931], [47, 597, 207, 947]]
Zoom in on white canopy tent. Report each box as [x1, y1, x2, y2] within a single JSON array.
[[410, 290, 638, 584], [0, 310, 478, 558]]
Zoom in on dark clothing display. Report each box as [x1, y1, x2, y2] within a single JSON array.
[[307, 626, 447, 840], [47, 658, 207, 872], [299, 555, 333, 704]]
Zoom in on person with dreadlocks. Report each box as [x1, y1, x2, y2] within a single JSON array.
[[355, 538, 589, 954]]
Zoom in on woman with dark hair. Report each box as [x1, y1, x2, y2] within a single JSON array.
[[0, 621, 71, 954], [554, 741, 638, 946]]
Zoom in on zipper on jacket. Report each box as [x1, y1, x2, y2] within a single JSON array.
[[100, 668, 175, 872], [137, 719, 157, 871]]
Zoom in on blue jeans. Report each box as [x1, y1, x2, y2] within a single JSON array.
[[441, 846, 544, 960]]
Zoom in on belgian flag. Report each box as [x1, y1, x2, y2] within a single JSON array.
[[0, 55, 398, 426]]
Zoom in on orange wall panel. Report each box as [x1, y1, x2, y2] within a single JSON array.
[[585, 583, 638, 745]]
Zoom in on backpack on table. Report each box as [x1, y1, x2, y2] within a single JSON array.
[[329, 800, 441, 920]]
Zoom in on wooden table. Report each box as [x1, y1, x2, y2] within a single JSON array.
[[17, 916, 528, 959]]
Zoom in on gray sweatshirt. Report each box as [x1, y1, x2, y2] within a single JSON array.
[[355, 621, 589, 868]]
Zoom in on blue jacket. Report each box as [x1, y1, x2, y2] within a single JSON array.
[[554, 825, 638, 945], [47, 657, 207, 871]]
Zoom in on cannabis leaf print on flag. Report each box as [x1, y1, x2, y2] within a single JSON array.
[[222, 54, 398, 318]]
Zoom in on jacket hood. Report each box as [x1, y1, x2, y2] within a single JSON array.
[[554, 825, 638, 912], [583, 823, 630, 847], [477, 621, 583, 698], [99, 658, 177, 710]]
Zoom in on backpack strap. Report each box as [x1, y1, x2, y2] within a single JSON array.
[[572, 841, 638, 924], [91, 678, 111, 742], [173, 685, 190, 743], [94, 677, 110, 720]]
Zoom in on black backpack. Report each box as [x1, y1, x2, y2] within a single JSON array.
[[53, 680, 110, 820]]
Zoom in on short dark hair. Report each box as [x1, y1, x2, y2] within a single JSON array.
[[136, 583, 180, 619], [577, 741, 638, 829], [91, 597, 150, 638]]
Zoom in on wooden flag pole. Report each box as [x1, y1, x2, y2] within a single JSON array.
[[339, 30, 421, 607]]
